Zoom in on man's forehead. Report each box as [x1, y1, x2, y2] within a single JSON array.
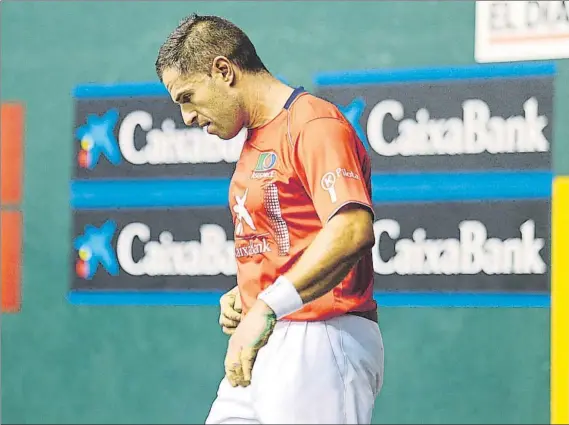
[[163, 68, 205, 98]]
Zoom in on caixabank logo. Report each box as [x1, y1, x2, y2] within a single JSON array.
[[74, 220, 119, 279], [370, 199, 550, 292], [76, 109, 121, 170], [315, 62, 555, 172], [71, 199, 550, 295], [72, 84, 246, 179], [71, 208, 237, 292]]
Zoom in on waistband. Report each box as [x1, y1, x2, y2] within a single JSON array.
[[346, 309, 378, 323]]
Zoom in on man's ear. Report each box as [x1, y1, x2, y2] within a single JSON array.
[[211, 56, 235, 86]]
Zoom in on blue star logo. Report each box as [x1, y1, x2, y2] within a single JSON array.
[[337, 97, 369, 150], [74, 220, 119, 280], [75, 109, 121, 169]]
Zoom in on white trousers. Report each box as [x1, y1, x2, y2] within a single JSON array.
[[205, 314, 384, 424]]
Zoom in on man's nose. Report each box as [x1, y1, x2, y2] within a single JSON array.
[[181, 109, 197, 127]]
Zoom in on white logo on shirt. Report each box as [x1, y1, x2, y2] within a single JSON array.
[[335, 167, 360, 180], [233, 188, 257, 236], [235, 238, 272, 258], [321, 172, 337, 203], [251, 170, 276, 180]]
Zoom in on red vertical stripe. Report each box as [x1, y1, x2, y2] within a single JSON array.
[[1, 210, 22, 312], [1, 103, 24, 204], [1, 102, 24, 313]]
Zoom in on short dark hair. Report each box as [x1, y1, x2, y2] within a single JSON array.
[[155, 13, 268, 81]]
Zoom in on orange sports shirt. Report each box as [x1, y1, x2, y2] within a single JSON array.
[[228, 87, 377, 322]]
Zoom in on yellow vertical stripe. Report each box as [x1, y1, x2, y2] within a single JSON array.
[[552, 176, 569, 424]]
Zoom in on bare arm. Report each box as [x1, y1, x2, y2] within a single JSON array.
[[284, 205, 375, 303], [228, 204, 374, 386]]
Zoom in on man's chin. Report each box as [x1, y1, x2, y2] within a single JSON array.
[[216, 133, 232, 140], [217, 129, 241, 141], [205, 124, 245, 141]]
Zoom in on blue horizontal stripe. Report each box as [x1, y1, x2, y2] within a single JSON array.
[[67, 291, 549, 308], [73, 76, 292, 99], [375, 292, 549, 308], [314, 61, 556, 87], [73, 82, 169, 98], [72, 63, 556, 97], [71, 178, 230, 209], [70, 170, 552, 209], [371, 170, 552, 203], [67, 291, 224, 306]]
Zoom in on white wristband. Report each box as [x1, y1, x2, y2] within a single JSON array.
[[257, 276, 304, 320]]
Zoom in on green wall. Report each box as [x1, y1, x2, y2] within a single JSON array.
[[2, 1, 565, 423]]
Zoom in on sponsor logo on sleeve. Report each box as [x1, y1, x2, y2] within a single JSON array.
[[321, 172, 338, 202]]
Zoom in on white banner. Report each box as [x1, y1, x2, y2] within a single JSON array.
[[475, 1, 569, 63]]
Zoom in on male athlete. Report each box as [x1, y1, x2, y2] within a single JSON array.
[[156, 13, 384, 424]]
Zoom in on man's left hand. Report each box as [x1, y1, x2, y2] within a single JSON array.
[[224, 300, 277, 387]]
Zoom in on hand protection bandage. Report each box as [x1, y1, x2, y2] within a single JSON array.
[[257, 276, 304, 319]]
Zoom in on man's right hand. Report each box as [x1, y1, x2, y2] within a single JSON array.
[[219, 286, 242, 335]]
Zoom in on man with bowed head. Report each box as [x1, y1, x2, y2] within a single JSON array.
[[156, 13, 384, 424]]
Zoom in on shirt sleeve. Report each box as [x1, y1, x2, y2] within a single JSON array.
[[292, 117, 373, 224]]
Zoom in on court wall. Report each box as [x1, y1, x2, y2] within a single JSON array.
[[2, 2, 567, 423]]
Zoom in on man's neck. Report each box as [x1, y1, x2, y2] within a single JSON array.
[[242, 73, 295, 129]]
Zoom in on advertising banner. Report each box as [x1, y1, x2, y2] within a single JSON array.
[[71, 207, 236, 292], [372, 199, 550, 293], [314, 62, 554, 173], [71, 199, 550, 295], [73, 87, 246, 179]]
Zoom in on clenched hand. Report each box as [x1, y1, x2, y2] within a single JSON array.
[[219, 286, 242, 335], [224, 300, 276, 387]]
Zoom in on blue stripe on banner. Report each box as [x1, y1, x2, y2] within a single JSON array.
[[67, 291, 550, 308], [71, 178, 231, 209], [67, 291, 224, 306], [72, 77, 293, 99], [371, 170, 552, 203], [313, 61, 556, 87], [73, 82, 169, 98], [375, 292, 550, 308], [70, 170, 552, 209]]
